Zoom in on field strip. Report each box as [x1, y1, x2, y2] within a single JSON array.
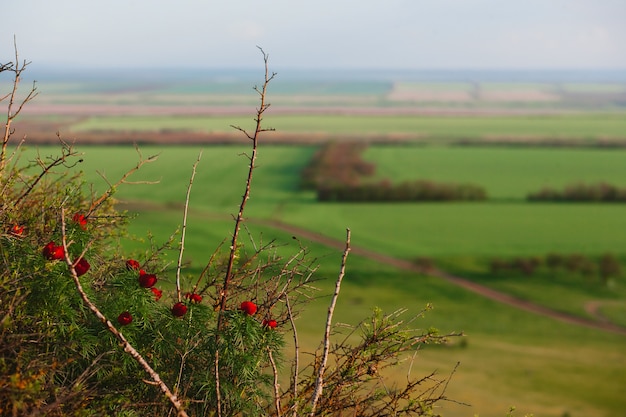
[[258, 218, 626, 336]]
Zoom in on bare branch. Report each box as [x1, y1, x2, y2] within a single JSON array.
[[176, 151, 202, 302], [309, 228, 351, 416], [14, 138, 80, 206], [1, 39, 39, 175], [268, 348, 282, 417], [285, 293, 300, 417], [88, 143, 159, 216], [218, 46, 275, 314], [213, 46, 275, 417]]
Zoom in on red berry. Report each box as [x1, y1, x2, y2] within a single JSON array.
[[171, 302, 188, 317], [74, 258, 90, 277], [185, 292, 202, 303], [72, 213, 88, 229], [117, 311, 133, 326], [126, 259, 141, 270], [43, 241, 65, 260], [263, 319, 278, 329], [138, 271, 157, 288], [240, 301, 257, 316], [151, 287, 163, 301]]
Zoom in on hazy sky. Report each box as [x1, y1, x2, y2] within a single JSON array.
[[2, 0, 626, 70]]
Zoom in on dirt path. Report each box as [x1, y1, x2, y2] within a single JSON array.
[[260, 219, 626, 336]]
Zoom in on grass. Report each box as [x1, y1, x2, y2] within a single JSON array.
[[366, 145, 626, 200], [68, 113, 626, 139]]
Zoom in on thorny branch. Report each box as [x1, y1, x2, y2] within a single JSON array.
[[13, 136, 79, 206], [214, 46, 276, 417], [1, 38, 39, 175], [89, 143, 159, 217], [309, 228, 351, 416], [176, 151, 202, 302]]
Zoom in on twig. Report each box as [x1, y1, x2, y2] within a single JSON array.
[[218, 47, 275, 314], [59, 209, 189, 417], [14, 138, 78, 206], [285, 293, 300, 417], [309, 228, 351, 416], [176, 151, 202, 301], [213, 47, 275, 417], [1, 37, 39, 175], [88, 143, 159, 217], [268, 348, 282, 417]]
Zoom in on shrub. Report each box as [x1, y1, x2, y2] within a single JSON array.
[[489, 253, 623, 287], [527, 182, 626, 202], [1, 47, 459, 416], [318, 179, 487, 202], [300, 141, 375, 190]]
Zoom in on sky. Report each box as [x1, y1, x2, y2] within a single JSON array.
[[2, 0, 626, 71]]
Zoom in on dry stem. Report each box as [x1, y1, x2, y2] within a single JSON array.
[[213, 47, 275, 417], [309, 228, 351, 416], [176, 150, 202, 301], [1, 38, 39, 175], [89, 143, 159, 217]]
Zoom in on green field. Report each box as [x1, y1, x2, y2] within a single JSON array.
[[68, 113, 626, 139], [14, 142, 625, 416], [49, 144, 626, 258]]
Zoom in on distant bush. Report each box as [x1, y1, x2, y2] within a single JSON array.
[[300, 141, 375, 190], [318, 179, 487, 202], [490, 253, 622, 285], [527, 182, 626, 202], [302, 141, 488, 202]]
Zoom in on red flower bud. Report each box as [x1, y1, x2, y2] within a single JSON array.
[[126, 259, 141, 270], [240, 301, 257, 316], [138, 271, 157, 288], [185, 292, 202, 303], [117, 311, 133, 326], [10, 225, 25, 236], [74, 258, 90, 277], [72, 213, 88, 230], [262, 319, 278, 329], [43, 241, 65, 260], [171, 302, 188, 317], [151, 287, 163, 301]]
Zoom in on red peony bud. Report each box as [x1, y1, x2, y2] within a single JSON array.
[[126, 259, 141, 270], [262, 319, 278, 329], [151, 287, 163, 301], [74, 258, 91, 277], [43, 241, 65, 260], [185, 292, 202, 303], [72, 213, 88, 230], [138, 271, 157, 288], [171, 302, 188, 317], [240, 301, 257, 316], [10, 225, 25, 236], [117, 311, 133, 326]]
